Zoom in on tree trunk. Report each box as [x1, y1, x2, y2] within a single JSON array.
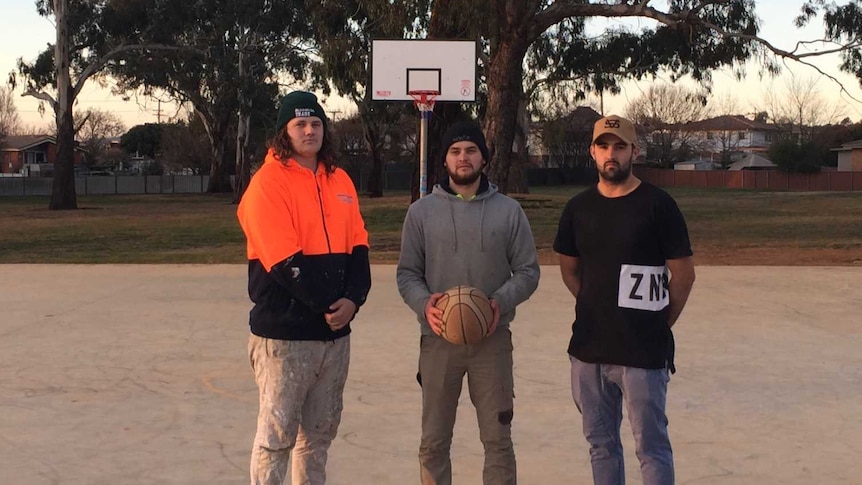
[[202, 113, 234, 193], [484, 36, 529, 194], [50, 0, 77, 210], [52, 96, 77, 209], [233, 42, 253, 204], [363, 117, 385, 198], [207, 135, 234, 193], [508, 93, 530, 194], [233, 112, 251, 203]]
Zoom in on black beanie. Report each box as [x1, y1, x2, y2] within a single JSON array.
[[275, 91, 327, 134], [440, 121, 490, 164]]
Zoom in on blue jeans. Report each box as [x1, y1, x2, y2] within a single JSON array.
[[570, 356, 673, 485]]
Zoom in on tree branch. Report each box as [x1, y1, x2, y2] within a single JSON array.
[[533, 2, 682, 38], [531, 2, 862, 104], [21, 87, 56, 107], [73, 44, 200, 99]]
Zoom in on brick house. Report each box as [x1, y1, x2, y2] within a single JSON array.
[[678, 115, 782, 156], [0, 135, 86, 176]]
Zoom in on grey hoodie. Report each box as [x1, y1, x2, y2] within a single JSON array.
[[396, 180, 540, 336]]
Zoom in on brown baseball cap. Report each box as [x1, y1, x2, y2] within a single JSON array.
[[592, 115, 637, 146]]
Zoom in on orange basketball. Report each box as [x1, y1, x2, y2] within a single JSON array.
[[434, 286, 494, 345]]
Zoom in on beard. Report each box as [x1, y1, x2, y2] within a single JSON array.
[[597, 156, 633, 184], [447, 165, 483, 186]]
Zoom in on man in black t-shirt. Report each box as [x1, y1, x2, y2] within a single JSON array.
[[554, 115, 696, 485]]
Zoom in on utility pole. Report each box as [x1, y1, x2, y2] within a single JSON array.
[[327, 109, 341, 123], [157, 99, 162, 123]]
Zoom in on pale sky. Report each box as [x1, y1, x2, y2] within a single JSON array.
[[3, 0, 861, 132]]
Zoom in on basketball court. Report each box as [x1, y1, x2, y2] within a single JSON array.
[[1, 264, 860, 484]]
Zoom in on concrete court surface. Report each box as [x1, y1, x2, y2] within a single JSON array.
[[0, 264, 860, 485]]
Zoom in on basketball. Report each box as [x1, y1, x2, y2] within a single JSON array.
[[434, 286, 494, 345]]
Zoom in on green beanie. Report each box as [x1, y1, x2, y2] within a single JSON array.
[[275, 91, 327, 134]]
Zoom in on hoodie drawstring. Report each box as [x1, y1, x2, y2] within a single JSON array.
[[447, 196, 486, 252], [479, 199, 486, 252], [448, 198, 458, 251]]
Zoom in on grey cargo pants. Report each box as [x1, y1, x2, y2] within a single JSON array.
[[418, 328, 516, 485]]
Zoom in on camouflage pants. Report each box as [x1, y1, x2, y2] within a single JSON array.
[[248, 334, 350, 485]]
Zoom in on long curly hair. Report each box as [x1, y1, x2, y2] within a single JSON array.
[[266, 125, 338, 174]]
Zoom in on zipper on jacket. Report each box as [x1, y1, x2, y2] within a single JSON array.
[[315, 177, 333, 254]]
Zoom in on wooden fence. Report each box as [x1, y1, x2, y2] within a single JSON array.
[[634, 167, 862, 191]]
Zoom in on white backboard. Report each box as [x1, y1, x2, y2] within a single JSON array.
[[370, 39, 477, 102]]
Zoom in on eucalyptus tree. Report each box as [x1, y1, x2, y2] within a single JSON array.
[[108, 0, 311, 196], [10, 0, 189, 209], [429, 0, 862, 193]]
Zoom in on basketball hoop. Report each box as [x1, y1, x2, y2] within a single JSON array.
[[409, 90, 439, 113]]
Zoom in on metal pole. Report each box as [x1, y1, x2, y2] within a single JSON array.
[[419, 109, 430, 197]]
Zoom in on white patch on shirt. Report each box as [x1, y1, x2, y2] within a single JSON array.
[[618, 264, 669, 311], [336, 193, 354, 204]]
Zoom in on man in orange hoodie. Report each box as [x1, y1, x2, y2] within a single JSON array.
[[237, 91, 371, 485]]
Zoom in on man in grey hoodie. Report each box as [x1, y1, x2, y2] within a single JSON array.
[[397, 120, 540, 485]]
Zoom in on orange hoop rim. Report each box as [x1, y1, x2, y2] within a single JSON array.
[[409, 90, 439, 112]]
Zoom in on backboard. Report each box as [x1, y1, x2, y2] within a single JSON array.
[[370, 39, 477, 102]]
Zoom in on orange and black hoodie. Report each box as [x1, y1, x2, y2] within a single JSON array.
[[237, 150, 371, 341]]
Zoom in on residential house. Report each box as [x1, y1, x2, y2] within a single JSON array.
[[831, 139, 862, 171], [678, 115, 782, 158], [0, 135, 86, 176]]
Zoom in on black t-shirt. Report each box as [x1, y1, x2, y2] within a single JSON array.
[[553, 182, 692, 369]]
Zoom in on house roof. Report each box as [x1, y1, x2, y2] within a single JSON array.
[[679, 115, 781, 132], [674, 159, 719, 169], [832, 138, 862, 151], [1, 135, 55, 151], [727, 153, 776, 171]]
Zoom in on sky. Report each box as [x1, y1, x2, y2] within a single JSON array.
[[2, 0, 862, 132]]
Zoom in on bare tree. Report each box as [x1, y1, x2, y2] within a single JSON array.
[[626, 84, 712, 167], [0, 86, 22, 137], [16, 124, 52, 136], [73, 108, 126, 165], [757, 75, 846, 143]]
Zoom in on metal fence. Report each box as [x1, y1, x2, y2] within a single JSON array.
[[0, 170, 417, 197], [0, 175, 215, 196]]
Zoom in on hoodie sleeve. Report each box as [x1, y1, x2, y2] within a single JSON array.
[[237, 171, 300, 270], [489, 203, 540, 315], [396, 203, 431, 318]]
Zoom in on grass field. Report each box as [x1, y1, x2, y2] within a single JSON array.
[[1, 187, 860, 265]]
